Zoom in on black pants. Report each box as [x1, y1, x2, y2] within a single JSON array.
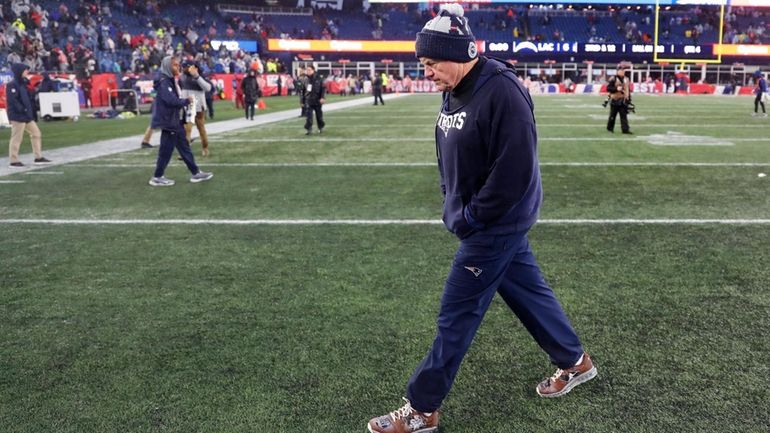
[[304, 104, 325, 131], [755, 93, 766, 113], [607, 101, 629, 133], [373, 92, 384, 105], [245, 101, 255, 119]]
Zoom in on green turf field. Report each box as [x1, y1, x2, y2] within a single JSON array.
[[1, 94, 769, 433]]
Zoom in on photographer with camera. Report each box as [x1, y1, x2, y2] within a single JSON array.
[[605, 64, 632, 134]]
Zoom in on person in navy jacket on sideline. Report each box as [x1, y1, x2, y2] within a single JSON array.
[[367, 5, 596, 433], [6, 63, 51, 167], [148, 56, 212, 187]]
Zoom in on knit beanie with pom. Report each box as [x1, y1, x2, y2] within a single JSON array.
[[415, 4, 478, 63]]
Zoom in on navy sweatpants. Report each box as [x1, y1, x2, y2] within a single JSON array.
[[406, 231, 584, 412], [154, 126, 199, 178]]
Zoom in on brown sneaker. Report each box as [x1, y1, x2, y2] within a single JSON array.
[[536, 352, 597, 398], [367, 398, 439, 433]]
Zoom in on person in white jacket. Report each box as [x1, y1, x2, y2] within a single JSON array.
[[180, 60, 213, 156]]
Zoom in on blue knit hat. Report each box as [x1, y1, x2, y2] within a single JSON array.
[[754, 70, 763, 78], [415, 4, 477, 63]]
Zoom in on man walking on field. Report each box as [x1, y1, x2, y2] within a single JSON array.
[[367, 5, 597, 433]]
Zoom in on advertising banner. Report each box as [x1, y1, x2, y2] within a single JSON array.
[[480, 40, 716, 59], [268, 39, 485, 54], [210, 40, 259, 52], [270, 39, 416, 53], [714, 44, 770, 56]]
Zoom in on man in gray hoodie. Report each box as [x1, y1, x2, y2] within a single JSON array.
[[148, 56, 212, 187]]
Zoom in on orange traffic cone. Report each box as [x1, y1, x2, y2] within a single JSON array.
[[257, 99, 267, 110]]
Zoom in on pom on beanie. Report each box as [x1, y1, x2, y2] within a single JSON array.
[[415, 4, 478, 63], [436, 3, 464, 17]]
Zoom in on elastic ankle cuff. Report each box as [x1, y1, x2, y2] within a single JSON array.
[[405, 398, 435, 414], [555, 351, 584, 369]]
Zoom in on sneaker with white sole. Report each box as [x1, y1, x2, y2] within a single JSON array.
[[149, 176, 175, 187], [34, 157, 52, 165], [536, 352, 597, 398], [190, 171, 213, 183], [367, 398, 439, 433]]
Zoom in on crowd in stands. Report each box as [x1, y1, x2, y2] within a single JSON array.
[[523, 5, 767, 47], [1, 1, 769, 81], [522, 5, 724, 46], [0, 0, 288, 78], [723, 7, 768, 44]]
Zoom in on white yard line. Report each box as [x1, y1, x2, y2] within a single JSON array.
[[0, 94, 409, 178], [323, 115, 437, 118], [221, 137, 434, 142], [557, 115, 740, 119], [535, 108, 747, 112], [69, 162, 436, 168], [181, 134, 770, 143], [540, 162, 770, 166], [0, 180, 25, 184], [537, 137, 769, 142], [536, 124, 770, 128], [66, 161, 770, 168], [217, 136, 767, 143], [228, 122, 769, 129], [539, 219, 770, 224], [261, 113, 767, 123], [1, 218, 769, 225], [216, 124, 434, 130], [24, 171, 64, 175]]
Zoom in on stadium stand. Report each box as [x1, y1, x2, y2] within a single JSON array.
[[1, 1, 769, 77]]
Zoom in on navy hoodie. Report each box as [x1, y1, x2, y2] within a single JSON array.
[[151, 68, 190, 131], [435, 57, 541, 239], [6, 63, 36, 123]]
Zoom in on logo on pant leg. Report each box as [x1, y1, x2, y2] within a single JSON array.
[[464, 266, 482, 277]]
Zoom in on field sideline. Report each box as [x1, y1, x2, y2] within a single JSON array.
[[1, 93, 769, 433]]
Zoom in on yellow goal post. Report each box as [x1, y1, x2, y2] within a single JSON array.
[[653, 0, 727, 68]]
